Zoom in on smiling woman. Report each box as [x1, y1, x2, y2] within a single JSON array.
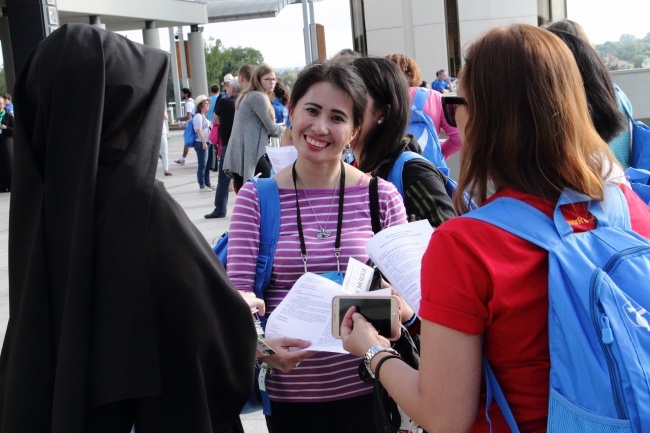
[[225, 60, 409, 433]]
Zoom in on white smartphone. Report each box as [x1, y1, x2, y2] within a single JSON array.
[[331, 295, 400, 340]]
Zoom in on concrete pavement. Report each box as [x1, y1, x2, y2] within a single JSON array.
[[0, 130, 268, 432]]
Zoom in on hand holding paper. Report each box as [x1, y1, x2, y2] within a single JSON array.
[[364, 219, 434, 315], [265, 272, 391, 353]]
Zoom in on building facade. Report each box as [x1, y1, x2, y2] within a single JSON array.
[[350, 0, 567, 84]]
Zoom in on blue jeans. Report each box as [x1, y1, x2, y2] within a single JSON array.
[[213, 143, 230, 216], [193, 141, 213, 188]]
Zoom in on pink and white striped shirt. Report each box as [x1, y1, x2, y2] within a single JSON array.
[[227, 178, 407, 403]]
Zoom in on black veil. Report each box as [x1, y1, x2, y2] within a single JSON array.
[[0, 24, 255, 433]]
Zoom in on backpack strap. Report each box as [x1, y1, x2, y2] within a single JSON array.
[[483, 356, 521, 433], [614, 84, 634, 123], [369, 175, 382, 234], [412, 87, 429, 112], [387, 151, 425, 198], [249, 177, 281, 301], [464, 185, 630, 250], [249, 177, 280, 416]]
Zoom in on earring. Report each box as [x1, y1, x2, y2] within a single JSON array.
[[377, 118, 384, 125], [342, 143, 353, 163]]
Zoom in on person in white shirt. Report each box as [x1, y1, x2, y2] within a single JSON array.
[[175, 87, 195, 165]]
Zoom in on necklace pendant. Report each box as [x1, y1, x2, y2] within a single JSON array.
[[317, 228, 331, 240]]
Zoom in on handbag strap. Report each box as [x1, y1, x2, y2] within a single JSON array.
[[373, 355, 403, 433]]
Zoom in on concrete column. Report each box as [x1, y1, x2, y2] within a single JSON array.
[[177, 26, 189, 89], [142, 21, 160, 49], [401, 0, 415, 57], [187, 25, 207, 97], [308, 0, 318, 62], [0, 16, 16, 93], [301, 0, 311, 65], [89, 15, 106, 30], [168, 27, 182, 121]]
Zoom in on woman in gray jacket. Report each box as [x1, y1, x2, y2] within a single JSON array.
[[224, 64, 285, 191]]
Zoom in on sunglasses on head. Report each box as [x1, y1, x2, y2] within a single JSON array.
[[441, 96, 467, 128]]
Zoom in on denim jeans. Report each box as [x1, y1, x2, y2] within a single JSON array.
[[213, 143, 230, 216], [193, 141, 213, 188]]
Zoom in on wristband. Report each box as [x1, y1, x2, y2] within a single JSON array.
[[374, 354, 402, 382], [403, 312, 418, 328], [364, 344, 400, 379]]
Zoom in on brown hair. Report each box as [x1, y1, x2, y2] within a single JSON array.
[[237, 64, 253, 83], [545, 19, 590, 43], [455, 24, 614, 213], [385, 53, 421, 87], [236, 64, 275, 120], [273, 80, 290, 106]]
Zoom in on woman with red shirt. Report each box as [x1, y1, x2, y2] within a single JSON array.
[[342, 24, 650, 433]]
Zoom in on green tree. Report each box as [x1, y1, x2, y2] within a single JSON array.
[[204, 38, 264, 87], [277, 67, 301, 87], [0, 68, 6, 96], [595, 34, 650, 70]]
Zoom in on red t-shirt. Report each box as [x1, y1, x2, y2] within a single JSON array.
[[419, 185, 650, 433]]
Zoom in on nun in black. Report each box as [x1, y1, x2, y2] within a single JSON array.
[[0, 24, 256, 433], [0, 95, 13, 192]]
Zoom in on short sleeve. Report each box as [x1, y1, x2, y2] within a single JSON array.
[[377, 178, 408, 228], [192, 114, 202, 132], [419, 220, 491, 335]]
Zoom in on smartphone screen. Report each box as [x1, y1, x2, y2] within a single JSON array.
[[333, 296, 397, 339]]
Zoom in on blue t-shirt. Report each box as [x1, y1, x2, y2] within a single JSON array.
[[272, 98, 288, 124], [432, 79, 450, 93]]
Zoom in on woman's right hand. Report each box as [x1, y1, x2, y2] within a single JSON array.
[[258, 338, 316, 373]]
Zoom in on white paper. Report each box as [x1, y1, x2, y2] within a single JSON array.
[[341, 257, 375, 294], [265, 273, 390, 353], [364, 219, 434, 315], [266, 145, 298, 173]]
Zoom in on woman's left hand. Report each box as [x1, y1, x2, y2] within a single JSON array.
[[202, 142, 208, 150], [340, 306, 390, 358], [381, 279, 415, 325]]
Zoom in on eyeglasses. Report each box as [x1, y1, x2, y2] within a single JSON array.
[[262, 78, 278, 83], [441, 96, 467, 128]]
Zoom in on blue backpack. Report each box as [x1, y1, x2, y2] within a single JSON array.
[[183, 117, 197, 147], [465, 185, 650, 433], [406, 87, 447, 172], [388, 151, 477, 210], [615, 85, 650, 171], [212, 177, 281, 415], [213, 177, 281, 315]]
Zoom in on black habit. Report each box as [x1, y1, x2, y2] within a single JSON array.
[[0, 109, 13, 192], [0, 24, 256, 433]]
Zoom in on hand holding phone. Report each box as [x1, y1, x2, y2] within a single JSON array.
[[332, 295, 400, 340]]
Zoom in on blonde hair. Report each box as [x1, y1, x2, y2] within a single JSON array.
[[455, 24, 615, 213], [236, 64, 275, 121]]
